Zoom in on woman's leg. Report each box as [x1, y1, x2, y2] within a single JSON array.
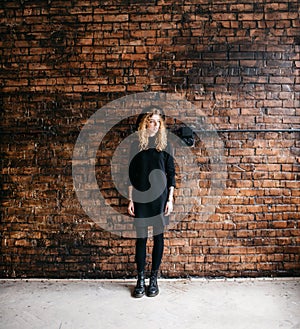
[[135, 236, 147, 272], [148, 225, 164, 297], [135, 225, 148, 271], [133, 226, 148, 298], [151, 232, 164, 271]]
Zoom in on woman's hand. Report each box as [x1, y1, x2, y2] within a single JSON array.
[[164, 200, 173, 216], [128, 200, 135, 216]]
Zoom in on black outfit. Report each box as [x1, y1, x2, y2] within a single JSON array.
[[128, 135, 176, 275], [129, 136, 176, 236]]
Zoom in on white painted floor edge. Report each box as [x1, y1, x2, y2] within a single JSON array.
[[1, 276, 299, 282]]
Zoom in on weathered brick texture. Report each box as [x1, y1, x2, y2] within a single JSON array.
[[1, 0, 299, 278]]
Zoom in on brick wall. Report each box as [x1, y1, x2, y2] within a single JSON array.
[[1, 0, 300, 278]]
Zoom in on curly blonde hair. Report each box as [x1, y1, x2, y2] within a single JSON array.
[[137, 108, 167, 152]]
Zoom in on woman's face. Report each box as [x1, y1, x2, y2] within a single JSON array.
[[146, 114, 161, 136]]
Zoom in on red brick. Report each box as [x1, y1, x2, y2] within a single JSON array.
[[1, 0, 299, 279]]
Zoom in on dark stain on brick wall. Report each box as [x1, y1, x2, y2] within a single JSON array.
[[0, 0, 300, 278]]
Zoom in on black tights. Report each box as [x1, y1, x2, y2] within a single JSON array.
[[135, 227, 164, 273]]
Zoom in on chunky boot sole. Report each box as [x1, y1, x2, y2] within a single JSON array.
[[133, 290, 145, 298], [147, 281, 159, 297], [147, 289, 159, 297], [133, 283, 146, 298]]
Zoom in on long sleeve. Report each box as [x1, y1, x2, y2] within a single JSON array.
[[165, 144, 176, 188], [128, 138, 139, 187]]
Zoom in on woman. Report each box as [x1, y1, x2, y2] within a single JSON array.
[[128, 107, 176, 298]]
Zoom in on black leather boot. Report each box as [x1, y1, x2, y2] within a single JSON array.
[[133, 271, 146, 298], [147, 270, 159, 297]]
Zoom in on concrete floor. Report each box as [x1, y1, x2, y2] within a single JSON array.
[[0, 278, 299, 329]]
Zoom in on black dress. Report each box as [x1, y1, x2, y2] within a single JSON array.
[[129, 136, 176, 229]]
